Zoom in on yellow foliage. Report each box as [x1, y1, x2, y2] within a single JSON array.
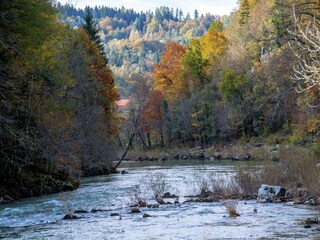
[[200, 29, 227, 66]]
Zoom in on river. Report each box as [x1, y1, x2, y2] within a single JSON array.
[[0, 160, 319, 239]]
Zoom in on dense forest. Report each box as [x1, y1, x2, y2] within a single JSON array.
[[0, 0, 119, 201], [1, 0, 320, 202]]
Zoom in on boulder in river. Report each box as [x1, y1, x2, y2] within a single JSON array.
[[162, 192, 178, 198], [110, 213, 120, 217], [74, 209, 89, 214], [63, 214, 79, 220], [305, 196, 318, 205], [257, 184, 286, 203]]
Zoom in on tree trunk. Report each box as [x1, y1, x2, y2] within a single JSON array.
[[114, 132, 135, 169]]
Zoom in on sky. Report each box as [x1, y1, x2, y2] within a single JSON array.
[[57, 0, 239, 16]]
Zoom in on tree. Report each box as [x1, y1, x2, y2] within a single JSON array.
[[182, 39, 209, 88], [141, 90, 165, 147], [239, 0, 250, 25], [82, 7, 106, 61], [289, 7, 320, 94], [200, 27, 227, 66], [153, 41, 187, 101], [194, 10, 199, 20]]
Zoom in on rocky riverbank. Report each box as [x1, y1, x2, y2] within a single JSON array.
[[123, 143, 279, 162], [0, 160, 79, 205]]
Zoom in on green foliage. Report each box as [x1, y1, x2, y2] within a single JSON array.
[[288, 130, 308, 145], [265, 134, 286, 144], [312, 141, 320, 155], [82, 7, 106, 61], [209, 21, 223, 32], [218, 70, 249, 102], [239, 0, 250, 25], [182, 39, 209, 88]]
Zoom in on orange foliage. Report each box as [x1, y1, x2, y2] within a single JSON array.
[[141, 90, 165, 134], [153, 41, 187, 101], [78, 28, 119, 108], [78, 28, 119, 134]]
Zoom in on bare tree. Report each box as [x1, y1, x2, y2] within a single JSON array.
[[289, 6, 320, 94]]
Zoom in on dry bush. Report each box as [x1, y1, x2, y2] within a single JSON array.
[[144, 172, 169, 204], [209, 174, 241, 198], [261, 146, 320, 196], [193, 171, 211, 195], [223, 200, 240, 217], [129, 186, 147, 207], [236, 166, 262, 197], [192, 171, 242, 199]]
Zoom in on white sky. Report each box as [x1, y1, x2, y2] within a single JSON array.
[[57, 0, 239, 16]]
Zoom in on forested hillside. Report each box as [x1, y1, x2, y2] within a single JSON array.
[[56, 3, 218, 96], [0, 0, 119, 202]]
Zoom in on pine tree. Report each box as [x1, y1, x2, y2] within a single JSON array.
[[82, 7, 107, 62], [194, 9, 199, 20], [239, 0, 250, 25]]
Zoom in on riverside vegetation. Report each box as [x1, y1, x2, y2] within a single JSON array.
[[1, 0, 320, 211]]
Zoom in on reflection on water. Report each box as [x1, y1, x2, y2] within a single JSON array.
[[0, 160, 319, 239]]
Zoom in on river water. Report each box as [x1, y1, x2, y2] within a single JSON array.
[[0, 160, 319, 239]]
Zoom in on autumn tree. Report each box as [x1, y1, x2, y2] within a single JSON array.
[[199, 25, 227, 67], [182, 39, 208, 90], [141, 90, 165, 147], [153, 41, 187, 101]]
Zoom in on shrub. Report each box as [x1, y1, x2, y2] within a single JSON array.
[[265, 134, 286, 144], [144, 172, 169, 204], [312, 141, 320, 155], [260, 146, 320, 196], [193, 170, 211, 195], [288, 130, 308, 145], [223, 200, 240, 217], [129, 186, 147, 207], [236, 166, 261, 196]]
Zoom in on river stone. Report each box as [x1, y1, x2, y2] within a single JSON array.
[[257, 184, 286, 203], [162, 192, 178, 198], [143, 213, 152, 218], [74, 209, 89, 214], [305, 196, 318, 205], [63, 214, 79, 220]]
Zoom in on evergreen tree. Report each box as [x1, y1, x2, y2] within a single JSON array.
[[82, 7, 106, 62], [239, 0, 250, 25], [194, 9, 199, 20]]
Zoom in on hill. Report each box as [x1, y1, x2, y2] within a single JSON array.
[[56, 3, 219, 96]]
